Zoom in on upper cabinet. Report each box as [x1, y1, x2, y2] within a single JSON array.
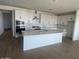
[[58, 14, 75, 25], [41, 13, 57, 27], [15, 9, 27, 21], [15, 9, 40, 24], [14, 9, 58, 28], [26, 11, 35, 23], [50, 15, 57, 25], [41, 13, 50, 25]]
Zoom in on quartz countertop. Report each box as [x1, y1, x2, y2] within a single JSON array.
[[22, 29, 63, 36]]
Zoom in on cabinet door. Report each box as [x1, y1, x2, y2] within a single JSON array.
[[26, 11, 34, 23], [15, 10, 22, 21], [41, 13, 57, 28], [15, 9, 27, 21], [21, 11, 27, 21], [49, 15, 57, 25], [41, 14, 50, 25]]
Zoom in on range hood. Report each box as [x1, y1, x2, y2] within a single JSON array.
[[33, 10, 39, 20]]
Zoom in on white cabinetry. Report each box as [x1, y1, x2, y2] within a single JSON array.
[[58, 15, 75, 25], [41, 13, 57, 29], [51, 15, 57, 25], [41, 14, 50, 25], [23, 32, 62, 50], [26, 11, 34, 23], [15, 9, 27, 21]]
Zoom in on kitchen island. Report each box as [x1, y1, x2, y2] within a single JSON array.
[[22, 30, 63, 51]]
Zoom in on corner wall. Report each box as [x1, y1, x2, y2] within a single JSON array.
[[0, 11, 4, 35], [73, 11, 79, 40]]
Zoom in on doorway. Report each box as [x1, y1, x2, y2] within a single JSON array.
[[3, 10, 12, 31], [0, 10, 13, 36]]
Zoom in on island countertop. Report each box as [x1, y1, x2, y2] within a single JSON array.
[[23, 29, 63, 51], [22, 29, 63, 36]]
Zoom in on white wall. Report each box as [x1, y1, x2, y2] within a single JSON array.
[[0, 11, 4, 35], [73, 11, 79, 40]]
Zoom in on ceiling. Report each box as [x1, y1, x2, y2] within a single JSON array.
[[0, 0, 79, 14]]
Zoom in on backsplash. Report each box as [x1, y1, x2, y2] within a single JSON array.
[[24, 20, 57, 30]]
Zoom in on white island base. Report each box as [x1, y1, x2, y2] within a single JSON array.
[[23, 30, 62, 51]]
